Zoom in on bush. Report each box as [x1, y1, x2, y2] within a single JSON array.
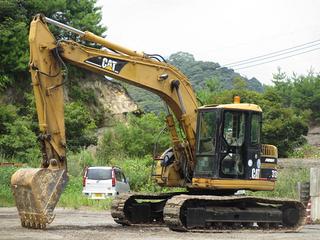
[[0, 105, 40, 163], [65, 102, 97, 151], [251, 167, 309, 199], [262, 107, 308, 157], [68, 81, 105, 127], [113, 155, 154, 192], [67, 149, 96, 177], [289, 144, 320, 158], [97, 113, 170, 163]]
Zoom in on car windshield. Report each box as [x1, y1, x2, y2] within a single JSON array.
[[87, 168, 112, 180]]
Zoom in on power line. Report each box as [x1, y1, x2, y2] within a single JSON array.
[[225, 42, 320, 68], [233, 46, 320, 70], [222, 38, 320, 67]]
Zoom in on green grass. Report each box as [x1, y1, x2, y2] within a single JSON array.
[[58, 176, 113, 210], [0, 157, 311, 209], [289, 144, 320, 158], [0, 166, 19, 207], [250, 167, 310, 199], [0, 166, 114, 209]]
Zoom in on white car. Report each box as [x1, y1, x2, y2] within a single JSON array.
[[82, 166, 130, 199]]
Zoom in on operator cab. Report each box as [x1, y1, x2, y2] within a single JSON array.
[[194, 97, 264, 181]]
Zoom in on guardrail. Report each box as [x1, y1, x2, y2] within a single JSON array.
[[0, 162, 25, 167]]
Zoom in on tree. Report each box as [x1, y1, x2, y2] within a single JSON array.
[[290, 73, 320, 121], [262, 107, 308, 157], [206, 77, 223, 92], [197, 77, 223, 104], [0, 105, 40, 162], [0, 0, 106, 92], [97, 113, 170, 163], [0, 0, 106, 159], [168, 51, 195, 70], [272, 70, 320, 122], [232, 76, 248, 90], [64, 102, 97, 151], [271, 68, 293, 108]]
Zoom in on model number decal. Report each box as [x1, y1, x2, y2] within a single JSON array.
[[85, 56, 128, 74]]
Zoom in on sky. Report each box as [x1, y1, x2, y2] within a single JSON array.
[[97, 0, 320, 85]]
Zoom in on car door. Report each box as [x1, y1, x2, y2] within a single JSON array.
[[121, 172, 130, 192], [114, 169, 123, 194]]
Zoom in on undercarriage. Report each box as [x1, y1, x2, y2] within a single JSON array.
[[111, 193, 306, 232]]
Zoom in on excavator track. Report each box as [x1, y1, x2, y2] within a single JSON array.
[[112, 193, 305, 232], [164, 194, 306, 232], [111, 194, 132, 225], [111, 193, 179, 226]]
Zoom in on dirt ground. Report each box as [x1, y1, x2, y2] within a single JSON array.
[[1, 207, 320, 240]]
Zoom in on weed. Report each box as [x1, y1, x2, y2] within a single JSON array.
[[250, 167, 309, 199], [289, 144, 320, 158], [0, 166, 19, 207], [58, 175, 113, 210]]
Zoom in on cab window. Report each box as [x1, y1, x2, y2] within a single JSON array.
[[197, 111, 217, 154], [223, 111, 245, 147], [251, 113, 261, 145]]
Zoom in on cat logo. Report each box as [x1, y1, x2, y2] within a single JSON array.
[[85, 56, 127, 74], [101, 58, 117, 72]]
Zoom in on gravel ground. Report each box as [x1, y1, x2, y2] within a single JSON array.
[[1, 207, 320, 240]]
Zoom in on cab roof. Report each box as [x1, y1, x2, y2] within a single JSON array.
[[199, 103, 262, 112]]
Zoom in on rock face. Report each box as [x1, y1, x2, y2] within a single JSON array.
[[82, 76, 137, 115], [68, 72, 138, 125], [307, 125, 320, 147]]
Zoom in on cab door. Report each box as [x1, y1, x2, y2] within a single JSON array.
[[194, 109, 219, 178], [219, 110, 247, 179]]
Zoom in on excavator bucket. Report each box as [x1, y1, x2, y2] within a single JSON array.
[[11, 168, 67, 229]]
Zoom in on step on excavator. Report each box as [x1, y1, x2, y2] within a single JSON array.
[[11, 14, 305, 231]]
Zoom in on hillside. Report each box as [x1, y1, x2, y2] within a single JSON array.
[[125, 51, 264, 113], [67, 72, 138, 124]]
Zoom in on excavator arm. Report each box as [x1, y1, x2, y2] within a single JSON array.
[[11, 14, 198, 228]]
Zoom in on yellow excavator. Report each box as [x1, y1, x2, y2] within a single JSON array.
[[11, 14, 305, 231]]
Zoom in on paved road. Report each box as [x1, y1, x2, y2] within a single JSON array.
[[1, 207, 320, 240]]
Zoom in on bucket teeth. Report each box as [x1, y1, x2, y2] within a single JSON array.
[[19, 212, 49, 229], [11, 168, 67, 229]]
